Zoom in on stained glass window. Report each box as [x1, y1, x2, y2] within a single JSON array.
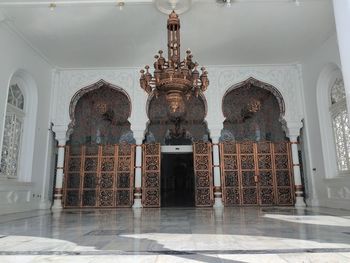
[[330, 78, 350, 173], [0, 84, 25, 178]]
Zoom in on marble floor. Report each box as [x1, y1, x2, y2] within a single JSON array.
[[0, 207, 350, 262]]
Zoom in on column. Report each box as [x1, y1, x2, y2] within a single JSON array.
[[333, 0, 350, 116], [289, 134, 306, 207], [52, 137, 66, 210], [133, 135, 143, 208], [212, 133, 223, 208]]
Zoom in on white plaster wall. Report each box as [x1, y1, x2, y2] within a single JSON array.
[[0, 21, 53, 214], [300, 33, 350, 209], [52, 64, 304, 141]]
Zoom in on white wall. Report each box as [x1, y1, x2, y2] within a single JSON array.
[[0, 21, 54, 214], [301, 33, 350, 209]]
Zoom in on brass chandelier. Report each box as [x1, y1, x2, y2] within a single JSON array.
[[140, 11, 209, 115]]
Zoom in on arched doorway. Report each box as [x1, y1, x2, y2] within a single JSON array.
[[142, 94, 211, 207], [63, 80, 136, 208], [220, 78, 294, 206]]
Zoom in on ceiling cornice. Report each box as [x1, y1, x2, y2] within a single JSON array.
[[0, 0, 328, 7]]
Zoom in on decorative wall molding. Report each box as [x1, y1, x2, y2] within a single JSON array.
[[327, 186, 350, 200], [0, 180, 43, 215], [325, 174, 350, 208], [51, 64, 304, 141]]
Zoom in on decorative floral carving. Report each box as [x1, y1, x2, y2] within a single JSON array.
[[99, 190, 113, 206]]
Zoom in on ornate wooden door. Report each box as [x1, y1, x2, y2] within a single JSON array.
[[142, 143, 161, 207], [219, 141, 240, 205], [63, 144, 135, 208], [273, 142, 294, 205], [193, 142, 214, 206], [220, 141, 294, 206]]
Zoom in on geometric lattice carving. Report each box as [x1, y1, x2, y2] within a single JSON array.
[[220, 141, 294, 206], [331, 78, 346, 105], [63, 144, 135, 208], [330, 77, 350, 172], [0, 84, 25, 178]]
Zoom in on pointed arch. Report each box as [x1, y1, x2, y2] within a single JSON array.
[[67, 79, 133, 144], [221, 77, 286, 142], [222, 77, 285, 119]]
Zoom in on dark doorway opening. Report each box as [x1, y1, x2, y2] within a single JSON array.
[[161, 153, 195, 207]]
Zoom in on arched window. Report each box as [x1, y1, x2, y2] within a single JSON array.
[[0, 84, 25, 178], [330, 77, 350, 173]]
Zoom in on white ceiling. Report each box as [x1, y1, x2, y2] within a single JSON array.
[[0, 0, 336, 68]]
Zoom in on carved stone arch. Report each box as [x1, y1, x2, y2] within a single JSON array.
[[67, 79, 134, 145], [144, 92, 210, 145], [221, 77, 287, 142]]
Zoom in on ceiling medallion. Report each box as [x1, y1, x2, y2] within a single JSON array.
[[139, 10, 209, 116], [155, 0, 192, 15]]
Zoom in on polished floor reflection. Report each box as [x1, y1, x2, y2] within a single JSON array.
[[0, 207, 350, 262]]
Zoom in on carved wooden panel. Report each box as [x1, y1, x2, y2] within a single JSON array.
[[273, 142, 294, 205], [220, 141, 294, 206], [257, 142, 274, 206], [193, 142, 214, 206], [63, 144, 135, 208], [142, 143, 161, 207]]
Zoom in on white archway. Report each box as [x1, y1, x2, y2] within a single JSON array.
[[2, 69, 38, 182], [317, 63, 344, 179]]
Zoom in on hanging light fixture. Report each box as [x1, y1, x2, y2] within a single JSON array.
[[139, 11, 209, 116]]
